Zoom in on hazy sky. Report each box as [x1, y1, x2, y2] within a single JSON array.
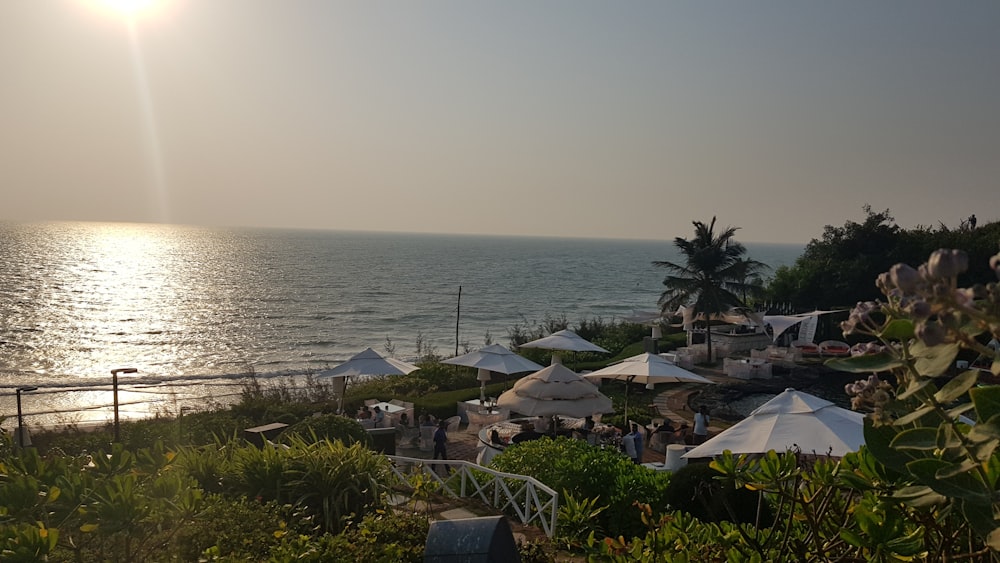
[[3, 1, 998, 244]]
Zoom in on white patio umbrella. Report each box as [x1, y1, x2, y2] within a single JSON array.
[[519, 329, 609, 364], [497, 363, 613, 418], [318, 347, 420, 412], [682, 388, 864, 459], [442, 344, 544, 401], [584, 353, 715, 422]]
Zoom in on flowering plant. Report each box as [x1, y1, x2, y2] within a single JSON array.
[[829, 247, 1000, 548]]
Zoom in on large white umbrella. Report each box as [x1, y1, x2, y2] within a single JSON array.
[[682, 388, 864, 459], [442, 344, 544, 401], [519, 329, 609, 364], [318, 347, 420, 412], [584, 353, 714, 422], [497, 363, 614, 418]]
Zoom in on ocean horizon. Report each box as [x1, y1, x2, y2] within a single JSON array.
[[0, 220, 804, 427]]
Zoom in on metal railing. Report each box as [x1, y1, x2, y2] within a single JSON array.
[[386, 455, 559, 537]]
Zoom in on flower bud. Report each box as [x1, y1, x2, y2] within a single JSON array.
[[906, 299, 932, 320], [926, 249, 968, 279], [889, 263, 920, 294], [915, 321, 947, 347]]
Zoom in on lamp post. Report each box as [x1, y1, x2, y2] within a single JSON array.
[[178, 406, 192, 444], [15, 386, 38, 448], [111, 368, 138, 442]]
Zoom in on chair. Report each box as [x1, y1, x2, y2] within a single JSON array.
[[419, 426, 435, 452], [444, 416, 462, 431]]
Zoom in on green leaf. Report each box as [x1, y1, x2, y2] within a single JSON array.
[[961, 498, 1000, 541], [936, 424, 963, 451], [935, 458, 978, 479], [971, 386, 1000, 423], [934, 370, 979, 404], [893, 485, 946, 508], [897, 377, 935, 401], [825, 352, 901, 374], [840, 528, 864, 548], [907, 459, 990, 501], [912, 342, 961, 377], [969, 414, 1000, 442], [864, 420, 924, 475], [886, 528, 925, 556], [880, 319, 915, 341], [947, 402, 975, 420], [894, 405, 935, 426], [890, 428, 938, 450]]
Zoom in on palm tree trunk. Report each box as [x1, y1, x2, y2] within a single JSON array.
[[705, 321, 713, 364]]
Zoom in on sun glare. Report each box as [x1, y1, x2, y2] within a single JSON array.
[[82, 0, 165, 20]]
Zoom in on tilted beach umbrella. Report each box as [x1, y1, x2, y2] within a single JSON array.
[[682, 388, 864, 459], [519, 329, 609, 364], [442, 344, 545, 401], [584, 353, 714, 422], [318, 347, 419, 412], [497, 363, 613, 418]]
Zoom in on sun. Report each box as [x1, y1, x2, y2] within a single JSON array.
[[81, 0, 165, 20]]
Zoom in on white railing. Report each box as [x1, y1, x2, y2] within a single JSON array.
[[386, 455, 559, 537]]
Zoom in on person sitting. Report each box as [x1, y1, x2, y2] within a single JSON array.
[[398, 412, 410, 428], [357, 406, 372, 420], [372, 405, 385, 428], [490, 428, 503, 446], [511, 422, 543, 444], [421, 414, 436, 426]]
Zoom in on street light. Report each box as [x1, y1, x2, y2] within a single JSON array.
[[111, 368, 138, 442], [15, 386, 38, 448]]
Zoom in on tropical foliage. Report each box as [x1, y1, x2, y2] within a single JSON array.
[[654, 216, 764, 361], [488, 436, 671, 539], [767, 206, 1000, 309]]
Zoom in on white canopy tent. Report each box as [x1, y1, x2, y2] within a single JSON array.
[[442, 344, 544, 402], [497, 363, 614, 418], [583, 353, 714, 422], [683, 388, 864, 459], [519, 329, 609, 365]]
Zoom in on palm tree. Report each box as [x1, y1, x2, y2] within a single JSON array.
[[654, 217, 758, 364], [731, 256, 770, 306]]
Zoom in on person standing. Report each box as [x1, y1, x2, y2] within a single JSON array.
[[693, 406, 710, 444], [621, 426, 637, 463], [630, 424, 644, 463], [433, 420, 449, 474]]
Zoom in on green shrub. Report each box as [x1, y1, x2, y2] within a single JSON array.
[[664, 462, 769, 525], [285, 414, 369, 446], [489, 436, 670, 538], [170, 494, 301, 561]]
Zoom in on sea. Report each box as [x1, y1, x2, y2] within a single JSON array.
[[0, 221, 804, 428]]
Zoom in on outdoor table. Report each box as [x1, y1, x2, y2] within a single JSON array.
[[367, 401, 409, 428], [457, 398, 504, 422], [466, 408, 509, 433]]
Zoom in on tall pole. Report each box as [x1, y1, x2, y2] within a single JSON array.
[[455, 285, 462, 357], [16, 386, 37, 448], [111, 368, 138, 442]]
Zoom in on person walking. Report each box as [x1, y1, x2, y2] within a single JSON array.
[[693, 406, 710, 445]]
